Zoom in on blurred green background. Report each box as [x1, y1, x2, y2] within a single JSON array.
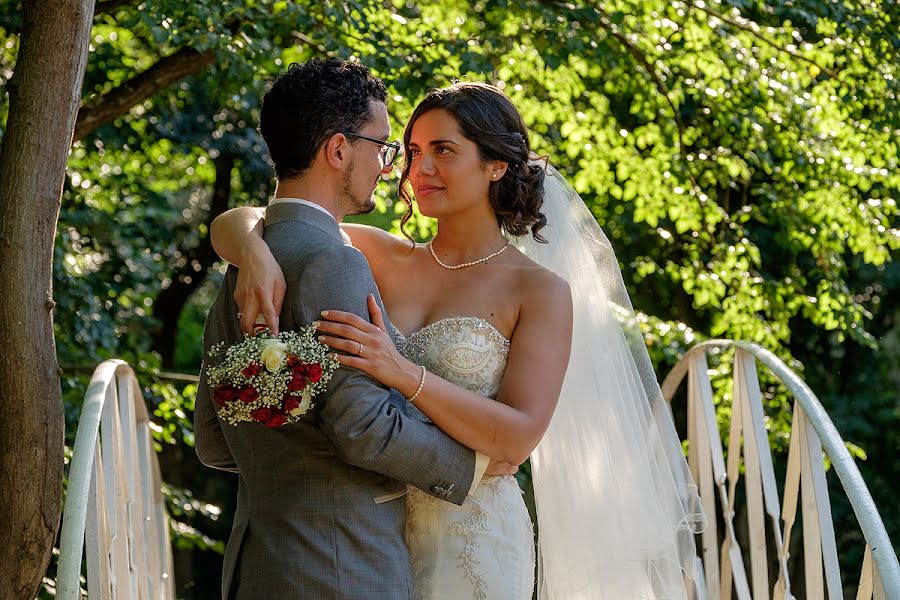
[[1, 0, 895, 596]]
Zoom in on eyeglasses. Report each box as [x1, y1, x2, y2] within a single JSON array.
[[343, 132, 402, 167]]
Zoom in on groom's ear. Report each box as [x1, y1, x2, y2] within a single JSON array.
[[323, 133, 349, 169]]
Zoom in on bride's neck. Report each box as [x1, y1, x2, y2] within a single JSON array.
[[433, 217, 506, 262]]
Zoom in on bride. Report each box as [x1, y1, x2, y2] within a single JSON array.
[[213, 82, 706, 599]]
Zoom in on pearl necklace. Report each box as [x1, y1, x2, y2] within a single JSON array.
[[429, 239, 510, 270]]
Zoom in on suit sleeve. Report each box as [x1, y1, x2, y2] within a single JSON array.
[[194, 273, 239, 473], [295, 245, 476, 505]]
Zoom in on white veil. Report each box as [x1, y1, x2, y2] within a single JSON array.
[[514, 165, 707, 599]]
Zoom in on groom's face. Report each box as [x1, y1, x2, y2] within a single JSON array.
[[341, 100, 393, 216]]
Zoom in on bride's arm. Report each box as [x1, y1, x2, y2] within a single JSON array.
[[210, 206, 266, 264], [210, 208, 403, 333], [316, 275, 573, 465], [414, 282, 572, 464], [210, 206, 286, 333], [211, 206, 396, 263]]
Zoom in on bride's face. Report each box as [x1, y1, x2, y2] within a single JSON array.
[[407, 109, 495, 219]]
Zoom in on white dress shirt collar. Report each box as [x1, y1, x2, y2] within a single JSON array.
[[270, 197, 336, 222]]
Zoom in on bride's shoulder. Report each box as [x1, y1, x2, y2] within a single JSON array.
[[505, 257, 572, 339], [341, 223, 411, 264], [508, 252, 572, 313]]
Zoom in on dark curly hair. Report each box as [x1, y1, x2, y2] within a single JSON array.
[[399, 82, 547, 242], [259, 58, 388, 179]]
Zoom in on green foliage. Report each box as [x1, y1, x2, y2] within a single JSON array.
[[1, 0, 897, 596], [164, 483, 227, 554]]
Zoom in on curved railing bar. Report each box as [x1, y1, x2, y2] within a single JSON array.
[[57, 360, 124, 598], [660, 339, 899, 597], [56, 359, 173, 599]]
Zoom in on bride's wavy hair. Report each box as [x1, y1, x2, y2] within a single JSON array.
[[398, 82, 547, 242]]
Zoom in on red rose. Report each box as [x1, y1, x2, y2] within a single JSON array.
[[213, 385, 238, 407], [306, 364, 323, 383], [266, 411, 287, 428], [239, 387, 259, 403], [283, 396, 301, 413], [250, 408, 272, 422], [213, 388, 227, 407], [286, 354, 301, 367], [242, 362, 262, 378], [288, 373, 307, 392]]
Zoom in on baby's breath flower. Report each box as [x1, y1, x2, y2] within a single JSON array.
[[207, 326, 338, 427]]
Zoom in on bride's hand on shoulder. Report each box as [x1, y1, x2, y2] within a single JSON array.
[[209, 206, 284, 334], [234, 237, 286, 335], [315, 295, 420, 395]]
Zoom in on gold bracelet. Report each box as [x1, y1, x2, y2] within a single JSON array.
[[407, 365, 427, 404]]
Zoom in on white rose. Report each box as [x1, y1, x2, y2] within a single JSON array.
[[259, 339, 288, 372], [291, 390, 313, 416]]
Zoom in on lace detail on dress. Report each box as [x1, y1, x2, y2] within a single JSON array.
[[407, 478, 529, 600], [397, 317, 534, 599], [405, 487, 429, 599], [450, 493, 489, 600]]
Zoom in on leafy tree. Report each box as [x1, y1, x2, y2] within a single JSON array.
[[0, 0, 896, 595]]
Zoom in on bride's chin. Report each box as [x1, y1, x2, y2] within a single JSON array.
[[415, 201, 439, 218]]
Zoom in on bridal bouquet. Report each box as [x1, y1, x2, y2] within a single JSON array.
[[207, 326, 339, 428]]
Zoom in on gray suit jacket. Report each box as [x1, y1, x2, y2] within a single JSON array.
[[194, 202, 476, 599]]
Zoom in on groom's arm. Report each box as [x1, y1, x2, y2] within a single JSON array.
[[194, 279, 239, 473], [295, 244, 477, 506], [195, 365, 239, 472]]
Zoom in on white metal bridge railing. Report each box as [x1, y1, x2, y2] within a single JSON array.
[[56, 359, 175, 600], [661, 340, 899, 600]]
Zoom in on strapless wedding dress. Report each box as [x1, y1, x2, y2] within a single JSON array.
[[395, 317, 535, 600]]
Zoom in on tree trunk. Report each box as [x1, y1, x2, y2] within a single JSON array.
[[152, 152, 235, 367], [0, 1, 94, 598]]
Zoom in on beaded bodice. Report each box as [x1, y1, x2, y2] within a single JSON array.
[[393, 317, 510, 399]]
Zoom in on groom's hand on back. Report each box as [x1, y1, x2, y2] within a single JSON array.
[[485, 457, 520, 476]]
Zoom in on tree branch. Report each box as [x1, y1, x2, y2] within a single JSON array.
[[535, 2, 691, 162], [585, 4, 713, 227], [151, 152, 234, 367], [73, 47, 216, 141], [688, 1, 838, 78], [592, 9, 683, 133], [94, 0, 137, 17]]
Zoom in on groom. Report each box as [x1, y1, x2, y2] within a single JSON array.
[[195, 58, 489, 599]]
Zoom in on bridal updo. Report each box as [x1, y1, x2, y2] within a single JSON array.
[[399, 82, 547, 242]]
